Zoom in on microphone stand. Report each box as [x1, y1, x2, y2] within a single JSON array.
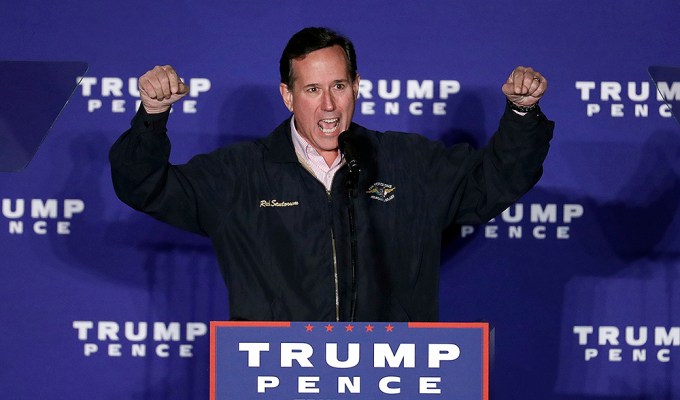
[[339, 131, 360, 322], [345, 161, 359, 322]]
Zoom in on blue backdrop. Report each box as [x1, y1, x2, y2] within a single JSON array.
[[1, 1, 679, 398]]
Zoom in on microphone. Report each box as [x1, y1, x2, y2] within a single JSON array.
[[338, 130, 361, 176]]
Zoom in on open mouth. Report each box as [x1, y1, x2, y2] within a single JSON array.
[[318, 118, 340, 134]]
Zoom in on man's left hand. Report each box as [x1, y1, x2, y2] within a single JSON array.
[[502, 66, 547, 107]]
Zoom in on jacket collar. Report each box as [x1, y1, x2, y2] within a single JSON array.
[[262, 118, 299, 163], [263, 118, 367, 164]]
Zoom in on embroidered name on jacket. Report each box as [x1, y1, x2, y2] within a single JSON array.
[[259, 199, 300, 208], [366, 182, 396, 202]]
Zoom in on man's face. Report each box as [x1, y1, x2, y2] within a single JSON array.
[[280, 45, 359, 161]]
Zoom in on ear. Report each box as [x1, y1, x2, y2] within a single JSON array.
[[279, 83, 293, 112], [352, 73, 361, 99]]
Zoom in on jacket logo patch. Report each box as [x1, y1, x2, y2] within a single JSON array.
[[366, 182, 396, 202], [260, 199, 299, 208]]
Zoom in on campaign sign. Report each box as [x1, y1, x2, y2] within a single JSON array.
[[210, 321, 489, 399]]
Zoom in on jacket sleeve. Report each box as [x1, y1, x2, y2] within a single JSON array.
[[108, 107, 232, 236], [432, 104, 554, 227]]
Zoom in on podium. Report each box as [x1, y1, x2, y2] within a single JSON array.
[[210, 321, 489, 399]]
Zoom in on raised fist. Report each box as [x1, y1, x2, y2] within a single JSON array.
[[138, 65, 189, 114], [502, 66, 547, 107]]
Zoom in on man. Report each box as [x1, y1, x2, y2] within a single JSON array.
[[110, 27, 553, 322]]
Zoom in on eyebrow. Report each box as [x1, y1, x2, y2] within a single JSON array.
[[302, 79, 350, 89]]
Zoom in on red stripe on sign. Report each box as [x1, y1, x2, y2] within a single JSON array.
[[211, 321, 291, 328], [407, 322, 488, 329], [209, 323, 217, 400]]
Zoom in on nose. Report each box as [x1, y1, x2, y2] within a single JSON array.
[[321, 90, 335, 111]]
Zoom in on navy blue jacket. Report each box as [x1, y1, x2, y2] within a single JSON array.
[[109, 106, 553, 321]]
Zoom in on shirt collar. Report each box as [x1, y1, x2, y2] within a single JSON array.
[[289, 117, 343, 168]]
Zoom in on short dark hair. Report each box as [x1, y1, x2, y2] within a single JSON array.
[[279, 27, 357, 88]]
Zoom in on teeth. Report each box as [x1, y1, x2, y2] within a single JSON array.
[[319, 118, 340, 134]]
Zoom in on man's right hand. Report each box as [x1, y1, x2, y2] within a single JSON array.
[[138, 65, 189, 114]]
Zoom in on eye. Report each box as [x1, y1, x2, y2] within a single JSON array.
[[306, 87, 319, 93], [334, 83, 346, 90]]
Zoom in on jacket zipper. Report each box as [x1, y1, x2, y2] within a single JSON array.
[[296, 160, 343, 322], [327, 190, 340, 322], [330, 228, 340, 321]]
